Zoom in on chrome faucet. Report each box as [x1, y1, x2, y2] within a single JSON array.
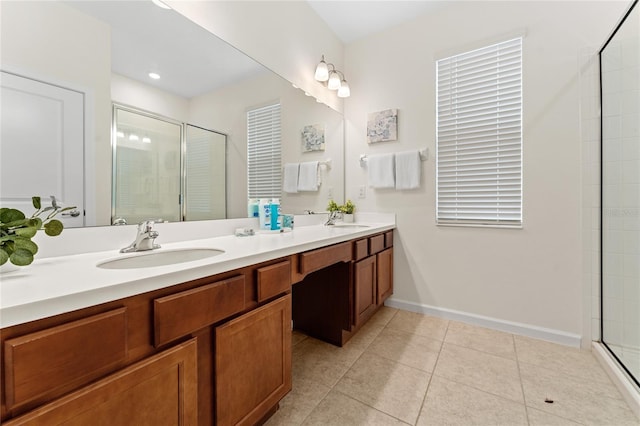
[[325, 210, 342, 226], [120, 220, 161, 253]]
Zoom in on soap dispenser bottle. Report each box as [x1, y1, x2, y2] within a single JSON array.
[[270, 198, 281, 231], [259, 199, 270, 230]]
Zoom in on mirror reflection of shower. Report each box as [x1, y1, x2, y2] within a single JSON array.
[[600, 0, 640, 388], [112, 105, 227, 225]]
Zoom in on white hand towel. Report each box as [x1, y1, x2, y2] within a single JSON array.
[[297, 161, 320, 191], [283, 163, 300, 193], [395, 150, 421, 189], [368, 153, 395, 188]]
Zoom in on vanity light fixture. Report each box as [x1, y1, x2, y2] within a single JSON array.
[[129, 134, 139, 141], [142, 136, 152, 143], [314, 54, 350, 97], [148, 72, 161, 80]]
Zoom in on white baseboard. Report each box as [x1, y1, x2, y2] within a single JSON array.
[[384, 298, 582, 348], [592, 342, 640, 420]]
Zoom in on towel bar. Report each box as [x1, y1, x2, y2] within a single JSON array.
[[359, 148, 428, 166]]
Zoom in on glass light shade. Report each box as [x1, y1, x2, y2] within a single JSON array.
[[337, 80, 350, 98], [315, 60, 329, 82], [327, 72, 341, 90]]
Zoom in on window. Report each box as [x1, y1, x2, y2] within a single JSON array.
[[436, 38, 523, 227], [247, 103, 282, 200]]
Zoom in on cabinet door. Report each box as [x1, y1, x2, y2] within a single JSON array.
[[5, 339, 198, 426], [354, 256, 377, 326], [216, 294, 292, 426], [377, 248, 394, 304]]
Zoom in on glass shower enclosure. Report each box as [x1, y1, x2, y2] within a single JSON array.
[[112, 105, 227, 225], [600, 0, 639, 388]]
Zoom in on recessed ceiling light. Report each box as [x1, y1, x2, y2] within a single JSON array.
[[129, 134, 139, 141], [148, 72, 161, 80], [151, 0, 171, 10], [142, 137, 151, 143]]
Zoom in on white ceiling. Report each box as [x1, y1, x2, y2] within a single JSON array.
[[307, 1, 451, 43], [64, 1, 268, 99]]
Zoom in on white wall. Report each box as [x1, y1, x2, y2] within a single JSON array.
[[111, 73, 189, 123], [166, 0, 345, 112], [0, 1, 112, 226], [343, 0, 628, 345]]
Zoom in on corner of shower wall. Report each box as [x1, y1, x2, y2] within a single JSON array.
[[578, 46, 602, 347]]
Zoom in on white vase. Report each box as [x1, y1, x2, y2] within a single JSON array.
[[343, 214, 354, 223]]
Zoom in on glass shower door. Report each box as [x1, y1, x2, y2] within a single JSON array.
[[113, 107, 182, 224], [600, 0, 639, 387]]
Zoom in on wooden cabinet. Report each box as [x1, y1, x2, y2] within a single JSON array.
[[377, 248, 394, 304], [354, 255, 377, 326], [4, 339, 198, 426], [1, 230, 393, 425], [293, 231, 394, 347], [216, 295, 292, 426], [3, 308, 128, 414]]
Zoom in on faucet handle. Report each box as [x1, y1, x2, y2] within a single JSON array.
[[138, 219, 160, 232]]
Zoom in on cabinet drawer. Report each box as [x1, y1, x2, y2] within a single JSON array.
[[3, 308, 127, 411], [256, 260, 291, 303], [154, 275, 245, 347], [384, 230, 393, 248], [298, 241, 352, 275], [354, 238, 369, 261], [369, 234, 385, 255]]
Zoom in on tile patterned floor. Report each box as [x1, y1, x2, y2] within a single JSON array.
[[265, 307, 639, 426]]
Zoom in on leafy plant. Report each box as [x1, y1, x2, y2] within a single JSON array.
[[0, 196, 75, 266], [340, 199, 355, 215], [327, 199, 356, 214], [327, 200, 340, 212]]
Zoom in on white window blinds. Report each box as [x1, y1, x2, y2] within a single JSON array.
[[436, 37, 523, 227], [247, 103, 282, 199]]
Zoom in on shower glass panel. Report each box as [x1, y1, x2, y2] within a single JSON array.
[[185, 125, 227, 221], [600, 0, 639, 387], [113, 107, 182, 224]]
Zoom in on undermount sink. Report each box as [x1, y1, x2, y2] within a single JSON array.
[[97, 248, 225, 270], [331, 224, 370, 228]]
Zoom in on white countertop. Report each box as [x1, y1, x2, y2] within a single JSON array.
[[0, 220, 394, 328]]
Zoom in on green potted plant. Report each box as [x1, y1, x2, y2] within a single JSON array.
[[327, 200, 340, 213], [1, 196, 75, 268], [340, 199, 356, 222]]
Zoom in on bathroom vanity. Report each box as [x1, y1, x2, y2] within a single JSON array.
[[0, 221, 394, 425]]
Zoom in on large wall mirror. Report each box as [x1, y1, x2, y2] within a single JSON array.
[[0, 0, 344, 227]]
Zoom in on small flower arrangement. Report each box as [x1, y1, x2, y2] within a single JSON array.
[[0, 196, 75, 266], [340, 199, 355, 215], [327, 199, 356, 214]]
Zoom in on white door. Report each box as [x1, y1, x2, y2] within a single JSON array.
[[1, 71, 85, 227]]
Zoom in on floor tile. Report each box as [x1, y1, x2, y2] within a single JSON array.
[[520, 361, 639, 426], [265, 376, 330, 426], [515, 335, 612, 384], [434, 343, 524, 403], [366, 306, 399, 328], [292, 337, 363, 388], [416, 376, 528, 426], [302, 390, 408, 426], [335, 352, 430, 424], [343, 319, 385, 353], [445, 320, 516, 360], [386, 309, 449, 341], [366, 326, 441, 372], [526, 407, 583, 426], [292, 330, 309, 347]]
